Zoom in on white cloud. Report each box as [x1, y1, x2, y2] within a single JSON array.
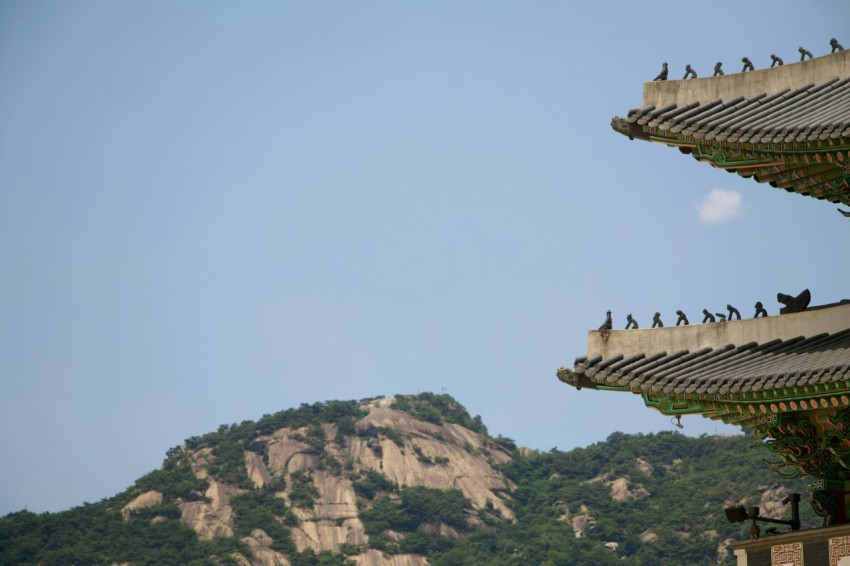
[[697, 188, 743, 224]]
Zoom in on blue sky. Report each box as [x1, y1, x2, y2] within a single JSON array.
[[1, 1, 848, 515]]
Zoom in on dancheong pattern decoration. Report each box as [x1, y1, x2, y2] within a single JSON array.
[[757, 410, 850, 479], [659, 139, 849, 205]]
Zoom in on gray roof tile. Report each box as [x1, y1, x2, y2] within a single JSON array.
[[621, 78, 850, 144], [569, 328, 850, 401]]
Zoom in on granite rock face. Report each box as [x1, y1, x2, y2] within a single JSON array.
[[176, 396, 516, 564]]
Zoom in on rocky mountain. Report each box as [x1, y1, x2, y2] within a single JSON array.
[[161, 395, 514, 565], [0, 393, 816, 565]]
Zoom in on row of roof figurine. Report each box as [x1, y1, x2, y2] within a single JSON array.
[[653, 38, 844, 81], [598, 290, 814, 331], [598, 303, 766, 331]]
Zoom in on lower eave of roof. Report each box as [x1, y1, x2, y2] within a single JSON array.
[[559, 363, 850, 429], [559, 303, 850, 427]]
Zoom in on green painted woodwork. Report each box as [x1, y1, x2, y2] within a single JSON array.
[[642, 128, 850, 205]]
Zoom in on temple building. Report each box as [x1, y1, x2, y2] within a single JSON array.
[[559, 48, 850, 565]]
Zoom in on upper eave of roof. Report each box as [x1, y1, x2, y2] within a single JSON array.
[[558, 302, 850, 413], [611, 50, 850, 204], [558, 325, 850, 406]]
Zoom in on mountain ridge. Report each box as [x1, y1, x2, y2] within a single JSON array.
[[0, 393, 816, 565]]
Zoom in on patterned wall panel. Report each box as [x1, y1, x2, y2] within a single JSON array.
[[772, 542, 803, 566], [830, 535, 850, 565]]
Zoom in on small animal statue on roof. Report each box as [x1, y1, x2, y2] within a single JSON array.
[[715, 312, 728, 322], [754, 301, 768, 318], [831, 38, 844, 53], [741, 57, 755, 72], [838, 208, 850, 217], [683, 65, 697, 80], [599, 310, 613, 330], [625, 314, 639, 330], [727, 304, 741, 320], [653, 62, 668, 81], [702, 309, 716, 323], [676, 309, 689, 326], [799, 46, 814, 61], [652, 312, 664, 328], [777, 289, 811, 314], [712, 62, 724, 76], [770, 54, 784, 67]]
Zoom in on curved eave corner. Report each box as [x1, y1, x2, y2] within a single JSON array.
[[609, 50, 850, 205]]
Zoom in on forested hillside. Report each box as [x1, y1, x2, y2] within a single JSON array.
[[0, 393, 815, 565]]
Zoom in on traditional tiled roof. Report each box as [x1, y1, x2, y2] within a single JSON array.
[[583, 49, 850, 496], [620, 77, 850, 145], [611, 52, 850, 205], [559, 323, 850, 481], [558, 302, 850, 428], [565, 328, 850, 398]]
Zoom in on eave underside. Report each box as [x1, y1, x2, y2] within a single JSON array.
[[559, 367, 850, 431], [648, 131, 848, 205]]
